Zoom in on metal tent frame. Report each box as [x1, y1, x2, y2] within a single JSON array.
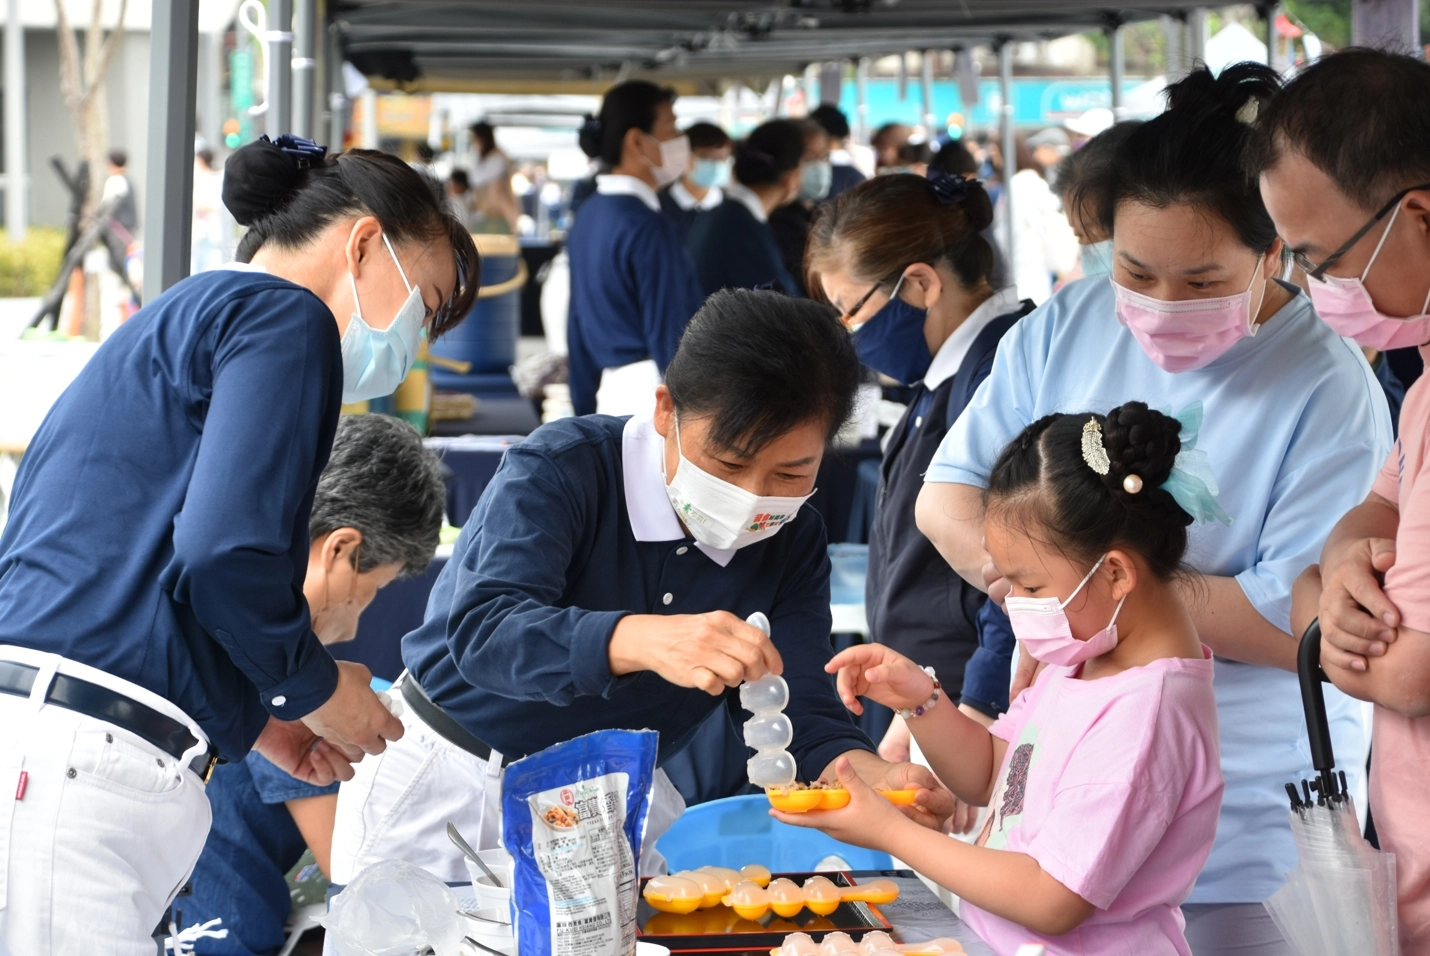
[[143, 0, 1277, 300]]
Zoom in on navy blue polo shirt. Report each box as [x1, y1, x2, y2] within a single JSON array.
[[185, 753, 338, 956], [0, 266, 343, 758], [403, 414, 873, 778], [565, 180, 704, 417]]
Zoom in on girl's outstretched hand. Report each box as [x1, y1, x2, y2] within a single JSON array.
[[769, 757, 906, 850], [825, 644, 936, 715]]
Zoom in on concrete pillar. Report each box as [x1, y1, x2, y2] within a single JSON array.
[[5, 0, 26, 240], [998, 40, 1015, 262], [291, 0, 316, 138], [144, 0, 199, 299], [855, 57, 870, 144], [326, 25, 347, 149], [1188, 8, 1209, 66], [265, 0, 292, 136], [920, 50, 936, 137], [1108, 20, 1126, 121], [1352, 0, 1421, 50]]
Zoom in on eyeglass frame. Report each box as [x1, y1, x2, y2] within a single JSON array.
[[839, 266, 917, 326], [1293, 182, 1430, 281]]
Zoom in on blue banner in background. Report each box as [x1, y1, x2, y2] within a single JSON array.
[[837, 77, 1150, 131]]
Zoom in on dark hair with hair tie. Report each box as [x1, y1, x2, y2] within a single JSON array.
[[806, 172, 996, 296], [223, 137, 481, 338], [1095, 62, 1282, 254], [984, 401, 1193, 580], [733, 120, 806, 187], [578, 80, 676, 167]]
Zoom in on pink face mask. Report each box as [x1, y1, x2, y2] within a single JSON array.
[[1113, 262, 1268, 373], [1004, 555, 1126, 667], [1306, 204, 1430, 351]]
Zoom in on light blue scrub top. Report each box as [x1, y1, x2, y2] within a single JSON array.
[[928, 276, 1392, 904]]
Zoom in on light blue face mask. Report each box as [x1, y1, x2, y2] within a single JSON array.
[[689, 157, 731, 190], [798, 159, 833, 201], [1079, 239, 1114, 279], [341, 234, 426, 403]]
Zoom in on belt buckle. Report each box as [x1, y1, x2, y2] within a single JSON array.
[[198, 750, 220, 784]]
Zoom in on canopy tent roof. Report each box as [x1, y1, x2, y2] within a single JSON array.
[[331, 0, 1209, 92]]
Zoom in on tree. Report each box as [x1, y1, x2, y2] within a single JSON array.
[[53, 0, 129, 218]]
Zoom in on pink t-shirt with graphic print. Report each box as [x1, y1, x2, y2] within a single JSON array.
[[1370, 345, 1430, 951], [961, 647, 1223, 956]]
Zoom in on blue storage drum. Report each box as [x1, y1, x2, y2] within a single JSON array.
[[430, 233, 528, 394]]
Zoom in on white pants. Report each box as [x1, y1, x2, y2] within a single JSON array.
[[0, 646, 212, 956], [595, 359, 660, 419], [331, 681, 684, 884]]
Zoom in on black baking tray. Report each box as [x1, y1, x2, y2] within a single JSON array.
[[636, 871, 894, 953]]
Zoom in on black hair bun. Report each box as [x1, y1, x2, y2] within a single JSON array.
[[1100, 402, 1188, 518], [577, 115, 604, 159], [1164, 61, 1281, 124], [222, 135, 325, 226]]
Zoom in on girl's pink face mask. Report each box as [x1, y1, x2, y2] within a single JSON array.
[[1113, 262, 1267, 374], [1004, 555, 1126, 668], [1306, 204, 1430, 351]]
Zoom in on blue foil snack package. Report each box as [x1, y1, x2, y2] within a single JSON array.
[[502, 729, 658, 956]]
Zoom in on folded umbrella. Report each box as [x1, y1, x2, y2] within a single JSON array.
[[1264, 621, 1399, 956]]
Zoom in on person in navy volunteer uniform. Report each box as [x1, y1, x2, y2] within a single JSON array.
[[565, 80, 704, 419], [183, 415, 446, 956], [806, 172, 1033, 823], [658, 121, 732, 241], [810, 104, 867, 201], [687, 119, 807, 296], [330, 289, 957, 883], [0, 136, 478, 955]]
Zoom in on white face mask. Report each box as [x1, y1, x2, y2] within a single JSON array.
[[341, 233, 425, 403], [662, 416, 813, 551], [648, 133, 691, 187]]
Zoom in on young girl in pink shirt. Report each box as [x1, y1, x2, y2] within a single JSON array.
[[775, 401, 1224, 955]]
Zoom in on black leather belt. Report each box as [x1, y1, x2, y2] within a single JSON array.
[[0, 660, 221, 782], [400, 676, 513, 767]]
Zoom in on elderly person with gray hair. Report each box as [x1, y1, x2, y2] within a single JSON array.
[[176, 414, 447, 956]]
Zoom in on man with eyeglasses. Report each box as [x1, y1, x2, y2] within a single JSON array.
[[1251, 48, 1430, 951]]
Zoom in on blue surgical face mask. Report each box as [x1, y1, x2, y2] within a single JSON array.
[[798, 159, 833, 202], [1079, 239, 1114, 279], [341, 234, 426, 403], [689, 157, 731, 190], [851, 272, 932, 386]]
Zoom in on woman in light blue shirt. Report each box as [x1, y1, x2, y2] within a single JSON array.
[[916, 64, 1391, 954]]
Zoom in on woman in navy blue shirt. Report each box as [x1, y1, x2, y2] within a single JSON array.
[[331, 289, 956, 883], [565, 80, 705, 418], [806, 174, 1033, 787], [0, 138, 478, 955], [688, 119, 806, 296]]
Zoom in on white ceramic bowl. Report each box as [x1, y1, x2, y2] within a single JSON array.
[[463, 847, 515, 912], [461, 905, 514, 955]]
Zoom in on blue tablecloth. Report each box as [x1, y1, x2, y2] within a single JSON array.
[[424, 436, 521, 527]]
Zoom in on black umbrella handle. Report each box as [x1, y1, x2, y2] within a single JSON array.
[[1297, 619, 1337, 775]]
